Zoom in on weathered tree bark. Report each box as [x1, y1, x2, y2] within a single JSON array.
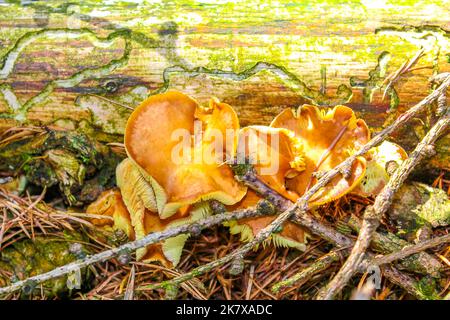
[[0, 1, 449, 170]]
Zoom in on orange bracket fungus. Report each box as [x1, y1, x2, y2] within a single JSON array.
[[124, 91, 247, 219], [270, 104, 370, 205], [88, 91, 248, 266], [229, 104, 370, 249]]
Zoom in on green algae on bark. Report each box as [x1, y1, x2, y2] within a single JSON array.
[[0, 233, 93, 299], [347, 214, 443, 278], [389, 182, 450, 237], [0, 128, 123, 205]]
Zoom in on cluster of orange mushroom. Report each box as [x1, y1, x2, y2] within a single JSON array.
[[86, 91, 407, 267]]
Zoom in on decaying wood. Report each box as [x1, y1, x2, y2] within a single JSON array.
[[1, 2, 450, 171]]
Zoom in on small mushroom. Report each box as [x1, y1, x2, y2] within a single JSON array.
[[352, 141, 407, 197], [124, 91, 247, 219], [86, 188, 135, 240]]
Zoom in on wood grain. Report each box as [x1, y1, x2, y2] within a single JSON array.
[[0, 1, 449, 170]]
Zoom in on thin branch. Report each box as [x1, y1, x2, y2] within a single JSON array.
[[369, 233, 450, 267], [381, 265, 430, 300], [316, 95, 450, 300], [86, 94, 134, 110], [271, 249, 348, 294], [347, 214, 443, 277], [0, 205, 271, 296]]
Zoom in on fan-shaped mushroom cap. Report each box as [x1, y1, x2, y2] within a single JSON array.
[[225, 190, 306, 250], [353, 141, 407, 197], [237, 126, 305, 202], [270, 104, 370, 206], [125, 91, 247, 219]]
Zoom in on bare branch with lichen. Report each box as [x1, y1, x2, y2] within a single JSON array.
[[271, 249, 348, 294], [347, 215, 443, 277], [368, 233, 450, 268]]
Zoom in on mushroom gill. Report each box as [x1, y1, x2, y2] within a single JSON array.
[[115, 157, 211, 267], [224, 190, 306, 251], [86, 184, 211, 267], [270, 104, 370, 205]]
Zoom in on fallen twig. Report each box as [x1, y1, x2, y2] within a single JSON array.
[[316, 89, 450, 300], [369, 233, 450, 267], [347, 215, 443, 277], [271, 249, 347, 294]]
